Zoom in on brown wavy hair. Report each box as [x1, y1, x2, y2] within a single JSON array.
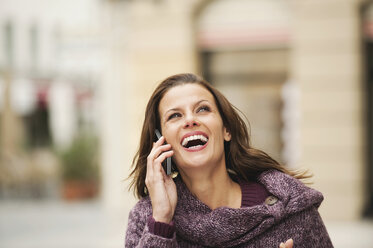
[[129, 73, 308, 198]]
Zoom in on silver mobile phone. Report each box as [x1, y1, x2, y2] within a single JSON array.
[[155, 129, 172, 175]]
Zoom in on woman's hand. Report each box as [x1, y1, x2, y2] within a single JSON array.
[[145, 136, 177, 224], [279, 239, 293, 248]]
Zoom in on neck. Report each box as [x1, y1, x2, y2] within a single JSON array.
[[179, 163, 241, 210]]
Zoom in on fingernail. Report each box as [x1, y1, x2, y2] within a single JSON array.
[[280, 243, 285, 248], [286, 238, 293, 245]]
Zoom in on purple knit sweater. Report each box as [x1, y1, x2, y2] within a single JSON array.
[[125, 170, 333, 247]]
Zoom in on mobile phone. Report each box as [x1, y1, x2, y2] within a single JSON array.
[[155, 129, 172, 175]]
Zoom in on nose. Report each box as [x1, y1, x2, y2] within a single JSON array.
[[183, 113, 199, 128]]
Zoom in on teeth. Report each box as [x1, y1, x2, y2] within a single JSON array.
[[190, 145, 203, 149], [182, 134, 208, 147]]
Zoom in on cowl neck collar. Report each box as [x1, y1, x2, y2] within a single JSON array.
[[173, 170, 323, 247]]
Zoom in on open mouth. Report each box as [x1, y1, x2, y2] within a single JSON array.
[[181, 133, 209, 150]]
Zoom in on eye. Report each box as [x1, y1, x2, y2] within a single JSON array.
[[167, 112, 181, 121], [197, 105, 210, 113]]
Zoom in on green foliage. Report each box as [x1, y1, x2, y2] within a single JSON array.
[[60, 135, 99, 182]]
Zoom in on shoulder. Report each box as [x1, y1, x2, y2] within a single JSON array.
[[258, 169, 324, 212], [259, 169, 304, 189]]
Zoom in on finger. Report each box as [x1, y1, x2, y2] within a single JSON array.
[[147, 143, 164, 180], [154, 136, 165, 146], [145, 161, 154, 186], [148, 138, 171, 159], [147, 142, 171, 171], [148, 145, 172, 174], [153, 150, 174, 170], [151, 144, 172, 160], [285, 239, 293, 248], [146, 144, 172, 187], [279, 242, 285, 248], [147, 150, 173, 185], [150, 136, 165, 154]]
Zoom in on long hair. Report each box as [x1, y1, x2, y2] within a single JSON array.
[[128, 73, 308, 198]]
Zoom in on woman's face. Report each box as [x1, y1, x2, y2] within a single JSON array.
[[158, 83, 231, 172]]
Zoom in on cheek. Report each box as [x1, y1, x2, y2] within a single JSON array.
[[216, 123, 228, 144], [207, 116, 225, 133], [162, 124, 178, 144]]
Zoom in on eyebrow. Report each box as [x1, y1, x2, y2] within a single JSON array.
[[164, 99, 210, 117]]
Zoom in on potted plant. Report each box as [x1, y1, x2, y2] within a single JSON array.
[[60, 135, 99, 200]]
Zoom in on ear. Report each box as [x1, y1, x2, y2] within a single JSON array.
[[223, 127, 231, 142]]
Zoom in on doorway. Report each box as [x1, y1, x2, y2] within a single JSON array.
[[195, 0, 292, 163]]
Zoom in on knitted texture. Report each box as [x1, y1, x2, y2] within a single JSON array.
[[150, 179, 268, 238], [239, 180, 269, 208], [125, 170, 333, 247], [148, 216, 176, 239]]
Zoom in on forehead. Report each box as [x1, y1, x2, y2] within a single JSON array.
[[159, 84, 215, 113]]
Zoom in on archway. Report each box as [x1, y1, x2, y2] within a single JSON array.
[[195, 0, 293, 164]]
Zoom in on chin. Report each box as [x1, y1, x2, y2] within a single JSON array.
[[178, 157, 211, 170]]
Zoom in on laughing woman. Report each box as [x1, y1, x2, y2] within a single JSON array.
[[125, 73, 333, 248]]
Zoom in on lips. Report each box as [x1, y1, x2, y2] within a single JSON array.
[[180, 131, 209, 151]]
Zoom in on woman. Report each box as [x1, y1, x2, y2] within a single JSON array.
[[125, 73, 333, 247]]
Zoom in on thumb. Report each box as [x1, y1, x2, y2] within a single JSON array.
[[285, 238, 293, 248]]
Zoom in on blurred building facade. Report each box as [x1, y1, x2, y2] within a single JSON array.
[[0, 0, 372, 225], [0, 0, 103, 197], [102, 0, 372, 223]]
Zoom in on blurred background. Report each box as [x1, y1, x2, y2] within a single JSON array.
[[0, 0, 373, 247]]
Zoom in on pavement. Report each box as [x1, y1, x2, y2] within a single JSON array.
[[0, 199, 125, 248], [1, 199, 373, 248]]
